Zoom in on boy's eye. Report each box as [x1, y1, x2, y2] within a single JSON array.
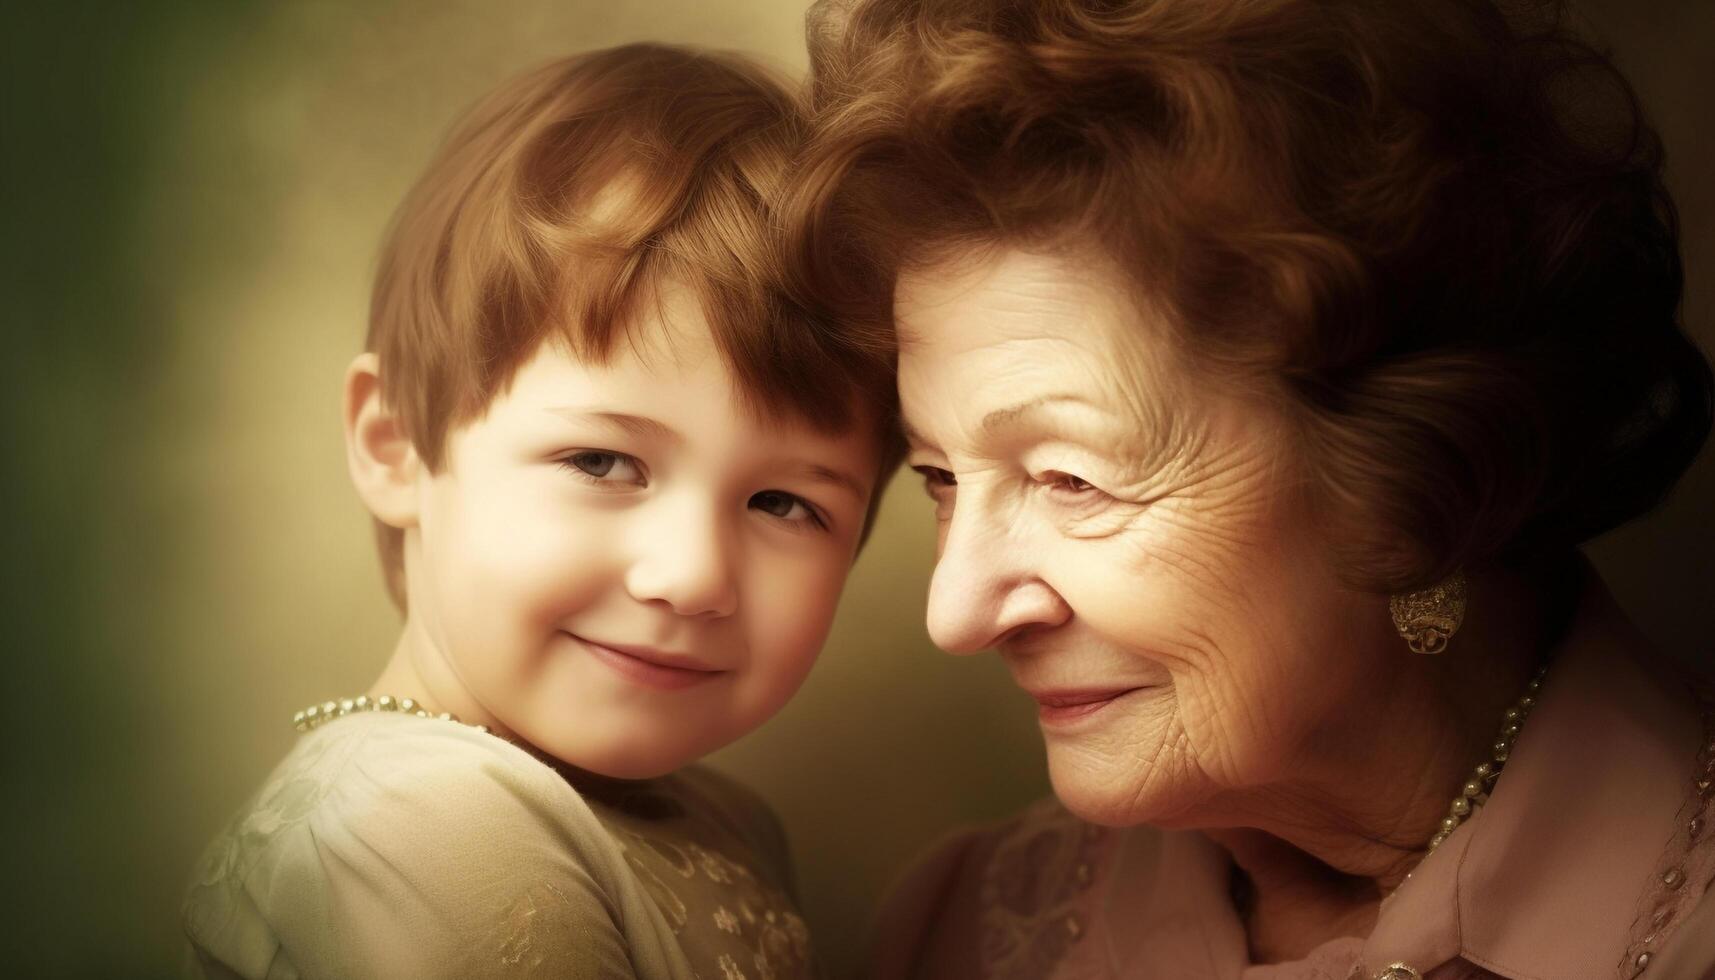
[[750, 490, 826, 530], [562, 451, 645, 485]]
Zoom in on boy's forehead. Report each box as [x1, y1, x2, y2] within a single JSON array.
[[519, 276, 885, 452], [622, 282, 723, 365], [546, 276, 716, 367], [528, 314, 866, 443]]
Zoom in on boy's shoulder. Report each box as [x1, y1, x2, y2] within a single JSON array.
[[188, 710, 616, 886], [197, 711, 580, 856], [184, 713, 644, 979]]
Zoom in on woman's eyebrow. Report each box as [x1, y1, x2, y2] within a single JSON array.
[[543, 407, 684, 445], [980, 394, 1099, 437], [902, 394, 1101, 451]]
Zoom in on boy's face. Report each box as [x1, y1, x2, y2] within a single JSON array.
[[398, 289, 882, 778]]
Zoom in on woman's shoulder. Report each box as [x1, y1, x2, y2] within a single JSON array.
[[865, 816, 1003, 980], [183, 713, 664, 979], [868, 797, 1132, 980], [895, 795, 1115, 900]]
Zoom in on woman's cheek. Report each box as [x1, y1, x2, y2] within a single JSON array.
[[1046, 527, 1224, 664]]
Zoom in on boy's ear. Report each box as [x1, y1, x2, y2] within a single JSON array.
[[344, 352, 421, 528]]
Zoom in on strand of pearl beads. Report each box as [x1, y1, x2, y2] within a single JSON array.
[[293, 694, 490, 735], [1427, 663, 1548, 851]]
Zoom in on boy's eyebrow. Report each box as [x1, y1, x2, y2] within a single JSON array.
[[545, 408, 684, 445], [546, 406, 867, 500], [792, 462, 870, 502]]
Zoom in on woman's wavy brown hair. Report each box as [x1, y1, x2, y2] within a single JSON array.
[[787, 0, 1712, 591]]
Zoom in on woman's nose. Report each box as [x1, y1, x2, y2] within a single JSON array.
[[925, 502, 1070, 653], [624, 499, 739, 618]]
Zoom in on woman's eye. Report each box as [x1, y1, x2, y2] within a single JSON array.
[[750, 490, 826, 530], [1040, 470, 1102, 499], [912, 465, 957, 492], [910, 466, 956, 522], [561, 451, 645, 485]]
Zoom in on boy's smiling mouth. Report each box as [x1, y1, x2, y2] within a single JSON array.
[[562, 632, 731, 691]]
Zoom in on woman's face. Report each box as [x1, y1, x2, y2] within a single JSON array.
[[895, 245, 1395, 827]]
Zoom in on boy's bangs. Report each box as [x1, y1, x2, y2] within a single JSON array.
[[547, 245, 889, 440], [365, 44, 903, 610]]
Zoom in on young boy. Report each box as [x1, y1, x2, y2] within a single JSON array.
[[183, 44, 900, 980]]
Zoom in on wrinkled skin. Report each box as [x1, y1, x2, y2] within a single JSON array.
[[895, 244, 1546, 958]]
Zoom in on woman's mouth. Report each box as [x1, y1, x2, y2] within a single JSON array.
[[565, 633, 730, 691], [1028, 687, 1147, 726]]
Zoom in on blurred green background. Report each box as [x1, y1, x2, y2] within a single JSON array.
[[2, 1, 1709, 977]]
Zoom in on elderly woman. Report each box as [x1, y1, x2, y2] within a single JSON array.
[[788, 0, 1714, 977]]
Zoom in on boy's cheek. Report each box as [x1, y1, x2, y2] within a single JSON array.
[[446, 490, 619, 583], [747, 561, 849, 675]]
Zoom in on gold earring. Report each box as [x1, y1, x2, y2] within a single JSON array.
[[1390, 571, 1467, 654]]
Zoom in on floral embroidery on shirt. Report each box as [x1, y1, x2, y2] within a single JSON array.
[[978, 798, 1108, 980], [612, 826, 813, 979], [1619, 676, 1715, 975], [487, 881, 586, 971], [618, 839, 691, 932], [632, 831, 700, 878], [696, 844, 737, 884]]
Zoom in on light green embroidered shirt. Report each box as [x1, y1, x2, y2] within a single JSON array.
[[183, 711, 813, 980]]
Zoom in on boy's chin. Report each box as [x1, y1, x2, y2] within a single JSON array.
[[575, 753, 689, 782], [524, 728, 713, 781]]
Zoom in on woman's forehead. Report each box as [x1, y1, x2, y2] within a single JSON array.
[[896, 245, 1185, 408], [898, 247, 1108, 333]]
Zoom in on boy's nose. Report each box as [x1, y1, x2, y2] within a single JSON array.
[[623, 501, 739, 618]]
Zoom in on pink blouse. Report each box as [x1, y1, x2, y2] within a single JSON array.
[[870, 579, 1715, 980]]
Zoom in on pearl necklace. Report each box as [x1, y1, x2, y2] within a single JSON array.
[[293, 694, 491, 736], [296, 666, 1546, 850], [1426, 663, 1548, 851], [1376, 673, 1553, 980]]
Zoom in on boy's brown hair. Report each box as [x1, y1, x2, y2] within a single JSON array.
[[367, 43, 901, 610]]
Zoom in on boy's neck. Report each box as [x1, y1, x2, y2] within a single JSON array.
[[366, 621, 517, 742], [366, 624, 675, 800]]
